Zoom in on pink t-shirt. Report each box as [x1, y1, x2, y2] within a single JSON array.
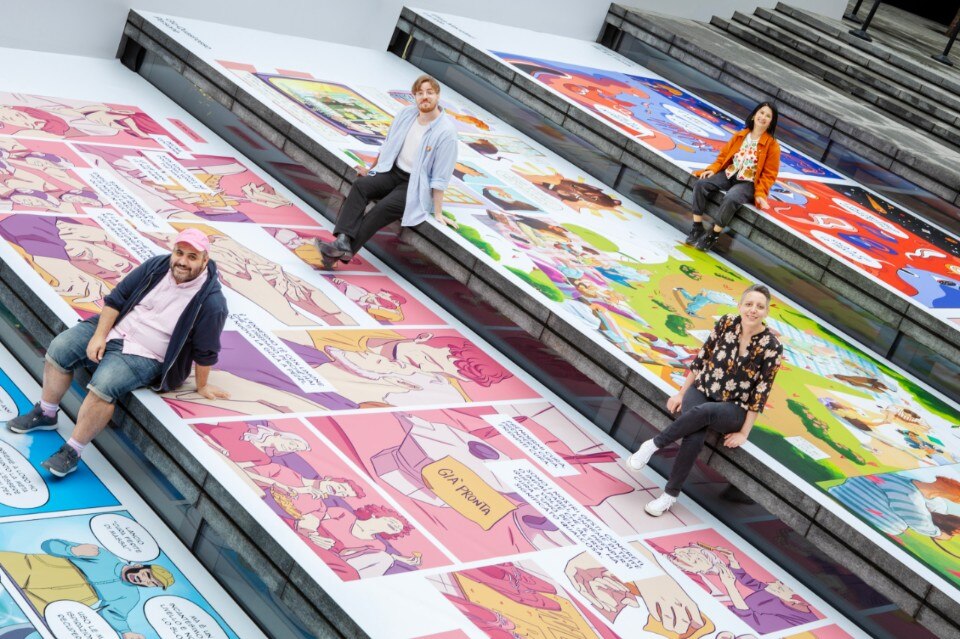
[[108, 269, 207, 361]]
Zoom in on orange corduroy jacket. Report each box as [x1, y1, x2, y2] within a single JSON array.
[[697, 129, 781, 201]]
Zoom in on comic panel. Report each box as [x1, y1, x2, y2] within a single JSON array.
[[0, 360, 119, 517], [821, 464, 960, 589], [144, 221, 364, 328], [647, 528, 825, 635], [429, 559, 622, 639], [73, 143, 321, 227], [767, 179, 960, 311], [321, 273, 445, 326], [0, 138, 110, 215], [309, 402, 699, 560], [0, 212, 143, 319], [163, 327, 538, 419], [0, 511, 249, 639], [0, 92, 182, 150], [188, 417, 451, 580]]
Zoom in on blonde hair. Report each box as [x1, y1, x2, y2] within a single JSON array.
[[412, 74, 440, 94]]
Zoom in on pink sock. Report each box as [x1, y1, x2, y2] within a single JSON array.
[[66, 438, 86, 456], [40, 400, 58, 418]]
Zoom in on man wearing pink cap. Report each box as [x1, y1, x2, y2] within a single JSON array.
[[7, 228, 230, 477]]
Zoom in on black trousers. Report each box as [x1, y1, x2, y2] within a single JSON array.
[[692, 171, 755, 228], [334, 167, 409, 252], [653, 385, 747, 496]]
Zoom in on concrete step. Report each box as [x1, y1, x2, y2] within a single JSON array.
[[748, 8, 960, 127], [776, 3, 960, 96], [714, 12, 960, 149], [754, 8, 960, 118]]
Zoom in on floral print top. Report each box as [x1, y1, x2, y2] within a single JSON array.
[[689, 314, 783, 412], [725, 132, 759, 182]]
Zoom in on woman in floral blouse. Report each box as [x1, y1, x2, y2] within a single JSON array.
[[686, 102, 781, 252], [628, 284, 783, 516]]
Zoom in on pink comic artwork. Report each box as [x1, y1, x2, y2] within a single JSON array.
[[322, 273, 444, 325], [274, 328, 539, 406], [0, 212, 140, 318], [189, 417, 449, 580], [0, 92, 180, 149], [265, 225, 378, 273], [311, 402, 698, 561], [431, 559, 621, 639], [74, 144, 320, 226], [163, 328, 537, 419], [0, 138, 108, 214], [647, 528, 825, 634]]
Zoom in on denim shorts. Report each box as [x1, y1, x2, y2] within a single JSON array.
[[45, 320, 163, 403]]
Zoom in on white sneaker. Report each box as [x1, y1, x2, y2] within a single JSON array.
[[645, 493, 677, 517], [627, 439, 659, 471]]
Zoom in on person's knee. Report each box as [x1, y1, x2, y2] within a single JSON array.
[[45, 328, 86, 372], [693, 179, 715, 196], [87, 357, 153, 404], [353, 176, 375, 198]]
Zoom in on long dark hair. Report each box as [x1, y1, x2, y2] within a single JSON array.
[[745, 101, 779, 137]]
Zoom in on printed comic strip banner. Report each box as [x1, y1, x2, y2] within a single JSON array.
[[415, 10, 960, 323], [0, 345, 263, 639], [126, 10, 960, 601], [0, 30, 867, 638]]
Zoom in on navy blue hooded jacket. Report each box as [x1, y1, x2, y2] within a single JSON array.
[[90, 254, 228, 392]]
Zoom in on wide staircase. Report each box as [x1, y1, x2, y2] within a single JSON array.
[[714, 3, 960, 153]]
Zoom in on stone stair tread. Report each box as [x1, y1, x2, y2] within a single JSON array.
[[756, 6, 960, 116], [718, 11, 960, 143], [778, 3, 960, 94]]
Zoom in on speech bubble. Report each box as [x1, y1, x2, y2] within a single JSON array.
[[810, 230, 883, 269], [0, 387, 17, 422], [45, 600, 120, 639], [90, 513, 160, 563], [0, 440, 49, 509], [145, 596, 230, 639]]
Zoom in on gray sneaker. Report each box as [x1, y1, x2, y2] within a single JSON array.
[[7, 403, 58, 434], [41, 444, 79, 478]]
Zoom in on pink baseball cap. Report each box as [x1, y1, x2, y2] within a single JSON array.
[[174, 228, 209, 253]]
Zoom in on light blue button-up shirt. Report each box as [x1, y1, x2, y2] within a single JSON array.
[[373, 105, 458, 226]]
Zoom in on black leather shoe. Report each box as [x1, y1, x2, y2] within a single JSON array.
[[315, 234, 354, 263], [684, 222, 705, 245], [695, 229, 721, 252]]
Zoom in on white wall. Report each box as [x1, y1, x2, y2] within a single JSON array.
[[0, 0, 847, 60]]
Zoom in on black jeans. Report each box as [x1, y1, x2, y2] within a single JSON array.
[[334, 166, 409, 252], [692, 171, 755, 228], [653, 385, 747, 496]]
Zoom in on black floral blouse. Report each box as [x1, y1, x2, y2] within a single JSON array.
[[689, 314, 783, 412]]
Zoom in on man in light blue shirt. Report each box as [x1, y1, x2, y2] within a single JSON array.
[[317, 74, 458, 267]]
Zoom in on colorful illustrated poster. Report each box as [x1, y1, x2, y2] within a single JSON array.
[[409, 11, 960, 325], [0, 346, 263, 638], [122, 9, 960, 604], [0, 23, 871, 638]]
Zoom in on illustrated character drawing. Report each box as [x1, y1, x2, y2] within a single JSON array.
[[0, 216, 136, 316], [0, 539, 175, 639], [194, 421, 422, 579], [661, 543, 818, 634]]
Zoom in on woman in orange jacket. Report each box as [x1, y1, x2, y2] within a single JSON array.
[[687, 102, 781, 252]]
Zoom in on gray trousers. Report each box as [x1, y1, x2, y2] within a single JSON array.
[[692, 171, 755, 228], [653, 385, 747, 496]]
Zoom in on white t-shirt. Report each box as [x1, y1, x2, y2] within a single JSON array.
[[395, 118, 429, 172]]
